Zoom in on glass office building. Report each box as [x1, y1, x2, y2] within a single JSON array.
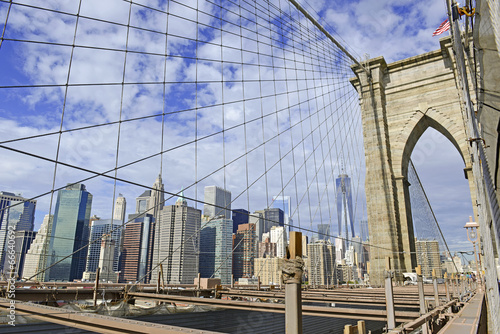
[[0, 191, 36, 274], [47, 184, 92, 281]]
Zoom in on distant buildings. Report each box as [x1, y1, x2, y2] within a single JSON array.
[[203, 186, 231, 220], [233, 223, 257, 279], [23, 214, 52, 281], [270, 225, 287, 258], [336, 174, 354, 249], [416, 239, 442, 278], [232, 209, 249, 234], [254, 208, 284, 241], [7, 230, 37, 279], [307, 240, 336, 287], [316, 224, 331, 242], [46, 184, 92, 282], [254, 257, 284, 285], [113, 194, 126, 225], [0, 191, 36, 275], [98, 235, 117, 282], [82, 217, 122, 280], [135, 175, 165, 225], [199, 216, 233, 284], [272, 195, 292, 232], [120, 213, 155, 283], [151, 193, 201, 284]]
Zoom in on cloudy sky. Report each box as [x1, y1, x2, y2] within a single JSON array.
[[0, 0, 474, 257], [306, 0, 474, 253]]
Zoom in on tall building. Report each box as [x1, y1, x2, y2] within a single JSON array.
[[360, 219, 369, 242], [254, 208, 284, 239], [47, 183, 92, 282], [113, 194, 126, 225], [233, 223, 257, 279], [203, 186, 231, 220], [98, 235, 116, 282], [272, 195, 292, 230], [151, 193, 201, 284], [316, 224, 331, 241], [307, 240, 336, 287], [250, 211, 264, 241], [254, 257, 284, 285], [336, 174, 354, 249], [23, 214, 52, 281], [120, 213, 155, 283], [334, 238, 344, 265], [84, 218, 122, 274], [199, 216, 233, 284], [270, 225, 287, 258], [135, 175, 164, 225], [257, 237, 277, 258], [0, 192, 36, 274], [3, 230, 37, 279], [415, 239, 442, 278], [232, 209, 249, 234]]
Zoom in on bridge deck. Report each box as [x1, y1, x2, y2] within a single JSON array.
[[439, 293, 485, 334]]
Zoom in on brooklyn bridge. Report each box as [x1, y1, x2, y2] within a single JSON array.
[[0, 0, 499, 333]]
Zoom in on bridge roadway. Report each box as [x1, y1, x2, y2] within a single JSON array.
[[1, 281, 479, 333], [2, 282, 450, 310]]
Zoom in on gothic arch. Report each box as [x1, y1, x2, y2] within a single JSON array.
[[350, 37, 477, 285]]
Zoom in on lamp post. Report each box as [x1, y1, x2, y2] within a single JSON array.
[[464, 216, 481, 290]]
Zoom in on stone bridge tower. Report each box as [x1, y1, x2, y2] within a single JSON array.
[[350, 37, 476, 285]]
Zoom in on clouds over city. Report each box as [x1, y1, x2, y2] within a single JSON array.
[[0, 0, 473, 252]]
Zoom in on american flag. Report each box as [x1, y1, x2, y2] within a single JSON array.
[[433, 19, 450, 36]]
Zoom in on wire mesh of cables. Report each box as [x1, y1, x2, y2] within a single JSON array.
[[0, 0, 372, 286], [408, 158, 459, 273]]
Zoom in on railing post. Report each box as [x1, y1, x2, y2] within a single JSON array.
[[384, 257, 395, 331], [258, 276, 261, 291], [460, 275, 465, 301], [451, 273, 456, 298], [231, 274, 234, 288], [197, 272, 201, 297], [416, 266, 429, 334], [432, 269, 440, 307], [93, 267, 100, 307], [283, 231, 303, 334], [444, 273, 450, 302]]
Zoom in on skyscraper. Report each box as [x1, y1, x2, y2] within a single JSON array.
[[46, 183, 92, 282], [0, 192, 36, 274], [254, 208, 284, 238], [233, 223, 257, 279], [113, 194, 126, 225], [5, 230, 37, 279], [151, 193, 201, 284], [316, 224, 331, 241], [98, 235, 116, 282], [23, 214, 52, 281], [199, 216, 233, 284], [203, 186, 231, 220], [272, 195, 292, 231], [336, 174, 354, 249], [84, 218, 122, 274], [415, 239, 442, 278], [120, 213, 155, 283], [232, 209, 249, 234], [270, 225, 287, 258], [307, 240, 336, 287], [135, 175, 164, 225], [360, 219, 369, 242]]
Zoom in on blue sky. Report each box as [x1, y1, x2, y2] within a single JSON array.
[[0, 0, 475, 258], [304, 0, 475, 253]]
